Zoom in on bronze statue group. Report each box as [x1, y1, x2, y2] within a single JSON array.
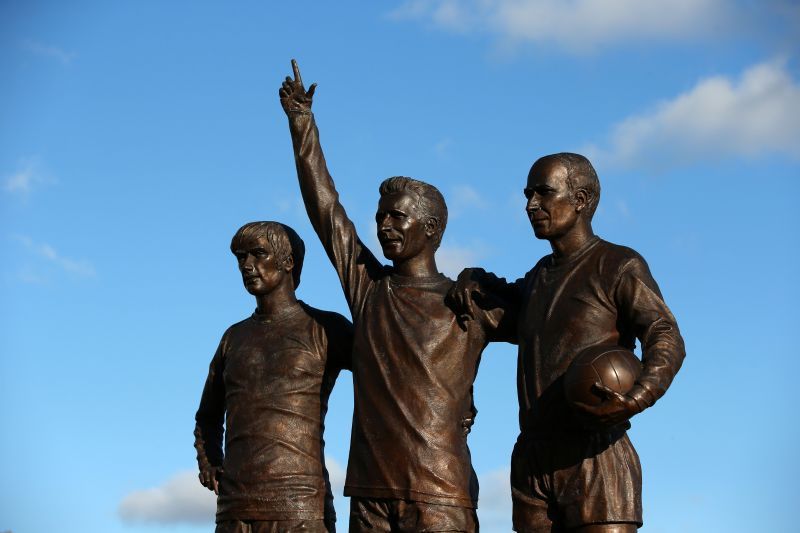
[[193, 61, 685, 533]]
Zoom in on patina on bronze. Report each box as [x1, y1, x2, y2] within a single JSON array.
[[450, 154, 685, 532], [280, 60, 514, 532], [194, 221, 353, 533]]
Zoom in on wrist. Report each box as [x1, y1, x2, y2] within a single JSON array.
[[627, 383, 656, 413]]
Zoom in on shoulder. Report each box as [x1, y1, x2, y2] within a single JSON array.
[[521, 254, 551, 284], [299, 303, 353, 335], [221, 316, 253, 338], [594, 239, 650, 273]]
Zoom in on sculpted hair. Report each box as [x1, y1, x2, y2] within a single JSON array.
[[378, 176, 448, 250], [230, 221, 305, 288], [536, 153, 601, 219]]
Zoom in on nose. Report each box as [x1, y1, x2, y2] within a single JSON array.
[[241, 254, 256, 272], [526, 194, 540, 213], [378, 214, 391, 232]]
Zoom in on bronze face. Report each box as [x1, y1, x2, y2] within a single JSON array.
[[375, 191, 432, 262], [233, 235, 290, 296], [524, 160, 581, 241]]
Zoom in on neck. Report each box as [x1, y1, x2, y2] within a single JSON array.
[[254, 283, 299, 317], [392, 250, 439, 278], [549, 222, 595, 259]]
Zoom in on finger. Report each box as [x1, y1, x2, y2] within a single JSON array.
[[279, 88, 288, 98], [291, 59, 303, 85], [592, 382, 626, 403], [571, 400, 597, 414], [465, 291, 476, 321], [213, 478, 219, 495], [307, 82, 317, 98]]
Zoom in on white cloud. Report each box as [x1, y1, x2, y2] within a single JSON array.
[[118, 470, 215, 525], [437, 243, 483, 277], [588, 59, 800, 167], [326, 456, 346, 498], [477, 467, 513, 531], [14, 235, 96, 278], [389, 0, 733, 52], [3, 157, 52, 195], [22, 39, 76, 65], [118, 459, 346, 527], [434, 137, 454, 156], [448, 184, 487, 218]]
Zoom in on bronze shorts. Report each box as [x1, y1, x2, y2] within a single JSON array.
[[216, 519, 332, 533], [510, 429, 642, 532], [349, 497, 477, 532]]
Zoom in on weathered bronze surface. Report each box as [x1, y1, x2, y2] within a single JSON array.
[[194, 222, 353, 532], [280, 60, 515, 532], [450, 154, 685, 532]]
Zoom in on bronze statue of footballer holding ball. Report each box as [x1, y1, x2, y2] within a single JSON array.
[[450, 153, 685, 532]]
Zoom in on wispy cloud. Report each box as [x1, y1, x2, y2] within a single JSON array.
[[3, 157, 53, 196], [437, 242, 484, 277], [448, 184, 487, 219], [118, 458, 347, 526], [326, 456, 346, 498], [434, 137, 454, 157], [118, 470, 215, 525], [389, 0, 734, 52], [22, 39, 76, 65], [14, 235, 96, 278], [586, 59, 800, 168], [477, 467, 512, 531]]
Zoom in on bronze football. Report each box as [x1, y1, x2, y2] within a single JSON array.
[[563, 345, 642, 407]]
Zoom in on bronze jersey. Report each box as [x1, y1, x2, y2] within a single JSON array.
[[194, 302, 352, 521]]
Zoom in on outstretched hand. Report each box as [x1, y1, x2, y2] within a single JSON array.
[[571, 383, 641, 430], [279, 59, 317, 115]]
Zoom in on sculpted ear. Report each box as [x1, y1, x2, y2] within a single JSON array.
[[282, 254, 295, 274], [424, 217, 439, 239], [574, 188, 590, 213]]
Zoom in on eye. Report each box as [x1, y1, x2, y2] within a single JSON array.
[[523, 188, 533, 199]]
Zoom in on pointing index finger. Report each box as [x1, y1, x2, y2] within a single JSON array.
[[291, 59, 303, 85]]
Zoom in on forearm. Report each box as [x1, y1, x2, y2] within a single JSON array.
[[616, 260, 686, 410], [286, 111, 378, 308], [193, 420, 223, 469], [287, 112, 352, 245], [194, 347, 226, 469], [630, 318, 686, 409]]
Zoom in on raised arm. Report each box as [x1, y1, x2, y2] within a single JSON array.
[[279, 59, 381, 310]]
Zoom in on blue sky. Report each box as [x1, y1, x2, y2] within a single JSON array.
[[1, 1, 798, 532]]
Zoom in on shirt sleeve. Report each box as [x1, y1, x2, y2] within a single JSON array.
[[287, 112, 383, 315], [326, 312, 354, 373], [193, 332, 228, 470], [614, 256, 686, 409]]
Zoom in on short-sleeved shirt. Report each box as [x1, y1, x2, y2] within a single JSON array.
[[194, 302, 352, 522]]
